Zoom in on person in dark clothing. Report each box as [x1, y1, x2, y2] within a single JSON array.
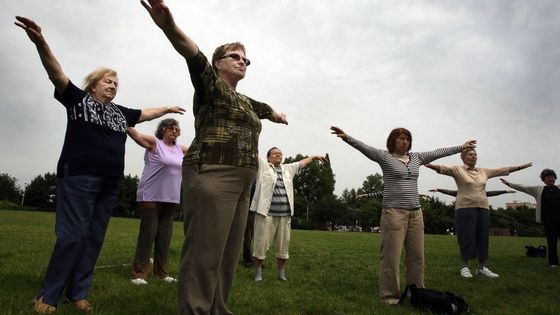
[[501, 169, 560, 267], [243, 182, 257, 267]]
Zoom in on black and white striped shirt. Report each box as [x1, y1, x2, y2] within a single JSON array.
[[268, 166, 291, 216], [346, 136, 462, 210]]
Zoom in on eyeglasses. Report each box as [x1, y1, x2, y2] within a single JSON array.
[[167, 126, 181, 133], [218, 53, 251, 66]]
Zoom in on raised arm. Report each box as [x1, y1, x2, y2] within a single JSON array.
[[138, 105, 185, 123], [418, 139, 476, 164], [330, 126, 384, 163], [15, 16, 69, 94], [298, 155, 328, 169], [127, 127, 157, 151], [141, 0, 199, 59], [330, 126, 349, 141]]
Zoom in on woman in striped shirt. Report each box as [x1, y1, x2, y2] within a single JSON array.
[[330, 126, 475, 305]]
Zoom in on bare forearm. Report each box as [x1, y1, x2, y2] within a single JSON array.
[[163, 24, 198, 59], [35, 41, 68, 93], [138, 105, 184, 123]]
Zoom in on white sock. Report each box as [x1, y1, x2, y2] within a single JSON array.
[[255, 267, 263, 281], [278, 268, 286, 280]]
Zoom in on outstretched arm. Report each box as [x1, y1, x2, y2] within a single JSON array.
[[506, 162, 532, 174], [15, 16, 69, 94], [430, 188, 457, 197], [127, 127, 157, 151], [425, 164, 442, 173], [141, 0, 198, 59], [138, 105, 185, 123], [298, 155, 328, 169], [330, 126, 349, 141], [268, 111, 288, 125], [486, 190, 516, 197]]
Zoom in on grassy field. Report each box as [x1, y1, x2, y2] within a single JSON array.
[[0, 209, 558, 315]]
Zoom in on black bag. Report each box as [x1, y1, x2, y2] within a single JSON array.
[[525, 245, 547, 257], [399, 284, 469, 314]]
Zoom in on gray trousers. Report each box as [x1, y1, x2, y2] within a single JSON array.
[[132, 203, 175, 279], [455, 207, 490, 261], [178, 164, 256, 315]]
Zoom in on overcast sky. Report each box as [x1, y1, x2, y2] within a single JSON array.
[[2, 0, 559, 209]]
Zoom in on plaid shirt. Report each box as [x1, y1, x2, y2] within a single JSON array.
[[183, 51, 273, 170]]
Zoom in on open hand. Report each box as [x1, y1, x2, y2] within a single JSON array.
[[14, 16, 45, 45], [141, 0, 175, 30], [330, 126, 348, 140]]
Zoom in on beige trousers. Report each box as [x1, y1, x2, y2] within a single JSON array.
[[379, 208, 425, 304], [178, 164, 256, 315]]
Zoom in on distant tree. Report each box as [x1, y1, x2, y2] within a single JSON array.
[[24, 172, 57, 210], [310, 194, 346, 230], [359, 173, 384, 195], [113, 174, 139, 217], [285, 153, 335, 225], [0, 173, 23, 203], [422, 196, 455, 234], [490, 206, 544, 237], [355, 173, 384, 230]]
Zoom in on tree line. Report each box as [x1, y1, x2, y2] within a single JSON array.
[[0, 155, 544, 237]]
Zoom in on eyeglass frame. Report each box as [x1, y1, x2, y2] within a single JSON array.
[[217, 53, 251, 66]]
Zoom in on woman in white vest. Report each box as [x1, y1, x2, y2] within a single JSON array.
[[250, 147, 327, 282]]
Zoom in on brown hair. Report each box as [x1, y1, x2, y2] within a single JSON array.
[[460, 148, 476, 161], [211, 42, 246, 71], [83, 67, 118, 93], [386, 128, 412, 153]]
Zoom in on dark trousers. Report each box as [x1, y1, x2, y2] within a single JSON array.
[[544, 219, 560, 265], [132, 203, 175, 279], [40, 175, 119, 305], [455, 208, 490, 261], [242, 211, 255, 265]]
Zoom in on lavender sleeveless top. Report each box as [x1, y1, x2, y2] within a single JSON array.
[[136, 139, 183, 203]]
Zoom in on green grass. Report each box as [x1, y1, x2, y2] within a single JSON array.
[[0, 209, 558, 315]]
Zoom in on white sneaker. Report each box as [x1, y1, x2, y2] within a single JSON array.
[[162, 276, 177, 283], [476, 266, 499, 278], [460, 267, 473, 278], [131, 278, 148, 285], [551, 265, 558, 268]]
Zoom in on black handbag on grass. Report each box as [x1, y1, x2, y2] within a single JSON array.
[[399, 284, 469, 314], [525, 245, 547, 257]]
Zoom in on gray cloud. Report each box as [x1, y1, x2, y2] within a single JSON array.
[[2, 0, 559, 208]]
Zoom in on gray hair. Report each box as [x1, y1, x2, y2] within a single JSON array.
[[155, 118, 180, 144]]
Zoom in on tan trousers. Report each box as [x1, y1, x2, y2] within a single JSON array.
[[252, 214, 291, 260], [178, 164, 256, 315], [379, 208, 425, 304]]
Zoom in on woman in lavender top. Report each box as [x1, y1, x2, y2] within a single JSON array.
[[128, 118, 188, 285], [331, 126, 475, 305]]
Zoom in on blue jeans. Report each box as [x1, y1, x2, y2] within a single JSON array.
[[39, 174, 120, 305]]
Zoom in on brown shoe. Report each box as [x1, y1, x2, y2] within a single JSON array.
[[72, 299, 93, 312], [32, 297, 56, 314]]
